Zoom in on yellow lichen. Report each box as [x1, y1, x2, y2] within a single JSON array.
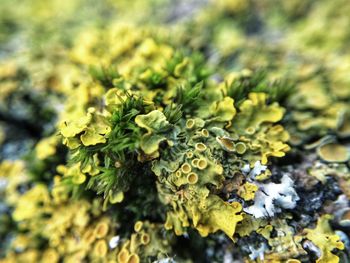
[[135, 110, 170, 155], [210, 97, 236, 122], [237, 182, 258, 201], [304, 215, 344, 263], [317, 143, 350, 163]]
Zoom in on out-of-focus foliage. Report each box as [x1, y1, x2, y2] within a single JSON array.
[[1, 0, 350, 262]]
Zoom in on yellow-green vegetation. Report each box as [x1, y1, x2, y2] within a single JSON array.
[[0, 0, 350, 262]]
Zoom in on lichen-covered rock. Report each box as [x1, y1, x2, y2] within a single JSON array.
[[1, 0, 350, 262]]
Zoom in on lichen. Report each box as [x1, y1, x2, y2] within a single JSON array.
[[1, 0, 350, 262], [302, 215, 345, 263]]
